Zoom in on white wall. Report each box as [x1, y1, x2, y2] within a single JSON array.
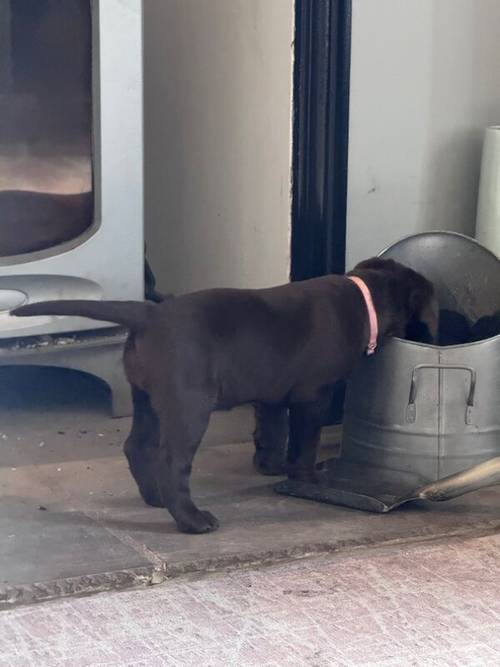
[[143, 0, 294, 294], [346, 0, 500, 268]]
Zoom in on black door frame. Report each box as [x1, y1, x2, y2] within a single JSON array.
[[291, 0, 352, 425], [291, 0, 352, 281]]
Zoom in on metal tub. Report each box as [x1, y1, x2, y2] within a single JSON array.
[[277, 232, 500, 511], [343, 331, 500, 486]]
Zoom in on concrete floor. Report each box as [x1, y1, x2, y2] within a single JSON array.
[[2, 366, 500, 610], [2, 532, 500, 666]]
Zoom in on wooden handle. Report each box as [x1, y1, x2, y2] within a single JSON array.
[[417, 457, 500, 501]]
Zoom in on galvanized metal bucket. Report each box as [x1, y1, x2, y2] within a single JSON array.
[[276, 232, 500, 511]]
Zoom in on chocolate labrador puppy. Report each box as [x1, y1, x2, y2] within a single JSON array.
[[13, 258, 437, 534]]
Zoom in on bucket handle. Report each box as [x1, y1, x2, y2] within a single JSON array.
[[406, 363, 476, 425]]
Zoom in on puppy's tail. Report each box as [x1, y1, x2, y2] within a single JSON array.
[[12, 300, 153, 331]]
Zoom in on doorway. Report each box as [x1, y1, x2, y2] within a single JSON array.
[[291, 0, 352, 426]]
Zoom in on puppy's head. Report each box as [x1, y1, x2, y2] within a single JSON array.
[[353, 257, 438, 343]]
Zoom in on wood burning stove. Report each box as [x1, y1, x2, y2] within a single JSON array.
[[0, 0, 144, 338], [0, 0, 144, 416]]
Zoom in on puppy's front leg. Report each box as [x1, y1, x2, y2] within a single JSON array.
[[287, 401, 324, 483], [253, 403, 288, 475]]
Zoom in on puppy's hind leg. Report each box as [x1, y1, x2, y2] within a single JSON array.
[[152, 387, 218, 534], [124, 386, 163, 507]]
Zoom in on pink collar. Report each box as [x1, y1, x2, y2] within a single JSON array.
[[348, 276, 378, 355]]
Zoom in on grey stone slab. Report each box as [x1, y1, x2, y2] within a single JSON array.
[[0, 498, 151, 590]]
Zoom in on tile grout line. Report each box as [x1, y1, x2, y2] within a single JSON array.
[[81, 510, 168, 575]]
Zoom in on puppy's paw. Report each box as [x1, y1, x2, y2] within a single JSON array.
[[177, 510, 220, 534]]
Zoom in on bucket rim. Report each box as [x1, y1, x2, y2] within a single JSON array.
[[378, 230, 500, 264], [388, 332, 500, 350]]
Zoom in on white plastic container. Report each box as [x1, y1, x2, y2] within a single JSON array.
[[476, 126, 500, 258]]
